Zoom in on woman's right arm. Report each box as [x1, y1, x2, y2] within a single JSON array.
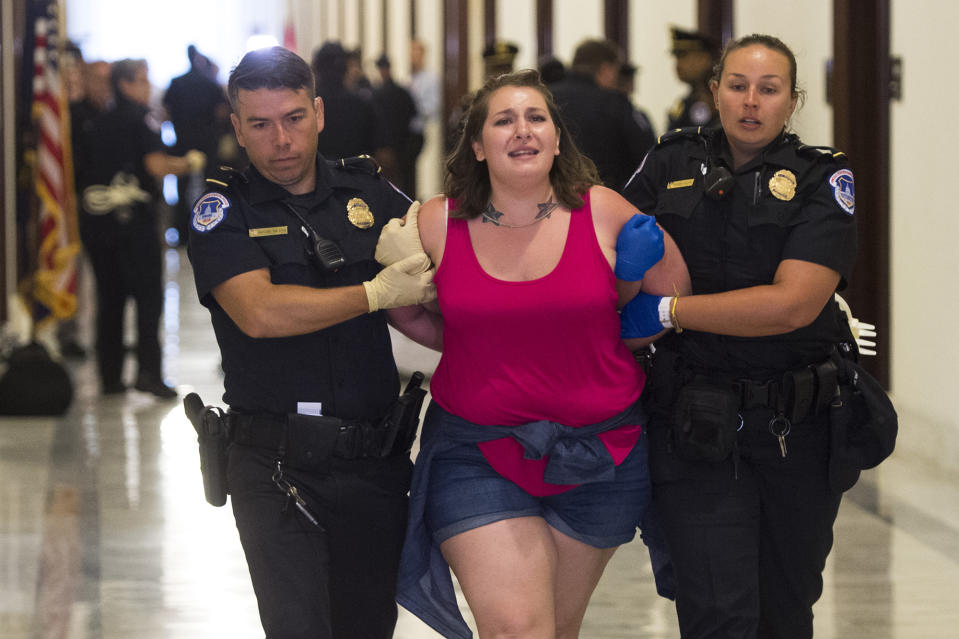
[[381, 196, 447, 349], [417, 195, 449, 270]]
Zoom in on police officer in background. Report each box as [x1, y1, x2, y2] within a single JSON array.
[[550, 39, 655, 189], [666, 26, 720, 130], [187, 46, 438, 638], [447, 41, 519, 152], [163, 44, 230, 244], [482, 40, 519, 77], [76, 58, 203, 397], [620, 34, 857, 638]]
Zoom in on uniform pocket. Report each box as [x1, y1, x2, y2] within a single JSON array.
[[745, 197, 806, 229], [654, 185, 701, 221]]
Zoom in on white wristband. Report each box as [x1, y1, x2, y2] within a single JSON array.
[[658, 296, 673, 329]]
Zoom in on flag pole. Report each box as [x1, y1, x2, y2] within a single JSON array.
[[2, 0, 19, 323]]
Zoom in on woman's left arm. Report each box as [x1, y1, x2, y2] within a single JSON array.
[[589, 186, 691, 306]]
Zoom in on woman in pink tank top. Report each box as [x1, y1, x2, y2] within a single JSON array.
[[376, 69, 689, 638]]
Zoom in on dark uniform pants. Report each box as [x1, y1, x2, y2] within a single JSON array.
[[79, 209, 164, 386], [648, 407, 842, 639], [228, 443, 413, 639]]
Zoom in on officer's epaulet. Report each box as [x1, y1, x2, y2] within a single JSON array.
[[656, 126, 705, 147], [796, 144, 846, 163], [330, 154, 382, 177], [204, 165, 245, 190]]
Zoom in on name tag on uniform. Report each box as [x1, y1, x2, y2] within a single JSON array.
[[248, 226, 288, 237], [666, 178, 695, 190]]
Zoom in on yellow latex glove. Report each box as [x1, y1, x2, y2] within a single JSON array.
[[375, 200, 424, 266], [363, 252, 436, 312]]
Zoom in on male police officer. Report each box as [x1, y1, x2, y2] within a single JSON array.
[[666, 26, 720, 130], [187, 46, 438, 639]]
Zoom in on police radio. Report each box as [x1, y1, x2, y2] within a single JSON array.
[[704, 166, 735, 200], [700, 132, 735, 201], [281, 200, 347, 271]]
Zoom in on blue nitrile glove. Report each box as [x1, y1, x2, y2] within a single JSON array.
[[614, 213, 665, 281], [620, 292, 665, 339]]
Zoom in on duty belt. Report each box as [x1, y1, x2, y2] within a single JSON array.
[[229, 412, 391, 460], [733, 356, 839, 423], [228, 374, 426, 467]]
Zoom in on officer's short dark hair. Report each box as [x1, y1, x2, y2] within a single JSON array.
[[570, 39, 621, 77], [110, 58, 146, 96], [228, 46, 315, 111], [311, 41, 347, 90]]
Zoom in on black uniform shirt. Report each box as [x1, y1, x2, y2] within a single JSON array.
[[77, 95, 165, 200], [188, 154, 410, 419], [550, 72, 655, 190], [666, 90, 720, 131], [623, 127, 857, 378], [163, 67, 228, 157], [316, 85, 385, 159]]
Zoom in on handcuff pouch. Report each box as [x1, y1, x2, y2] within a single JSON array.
[[671, 379, 741, 463]]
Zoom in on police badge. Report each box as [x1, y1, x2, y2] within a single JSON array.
[[347, 198, 374, 229], [769, 169, 797, 201]]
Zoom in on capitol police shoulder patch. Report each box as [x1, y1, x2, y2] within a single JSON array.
[[192, 192, 230, 232], [828, 168, 855, 215]]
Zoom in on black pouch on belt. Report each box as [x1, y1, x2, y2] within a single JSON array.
[[828, 357, 898, 492], [671, 379, 741, 462], [283, 413, 341, 471]]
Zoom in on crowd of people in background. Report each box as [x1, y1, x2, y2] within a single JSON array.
[[59, 30, 704, 398], [65, 28, 717, 270]]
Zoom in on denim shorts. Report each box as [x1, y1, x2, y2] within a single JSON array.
[[424, 431, 650, 549]]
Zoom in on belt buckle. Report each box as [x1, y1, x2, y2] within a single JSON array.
[[740, 378, 773, 410]]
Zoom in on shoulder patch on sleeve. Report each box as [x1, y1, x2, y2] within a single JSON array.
[[828, 168, 855, 215], [192, 192, 231, 232]]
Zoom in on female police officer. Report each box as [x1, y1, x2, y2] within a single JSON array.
[[620, 34, 857, 639]]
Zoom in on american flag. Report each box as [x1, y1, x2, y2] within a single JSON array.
[[29, 0, 79, 328]]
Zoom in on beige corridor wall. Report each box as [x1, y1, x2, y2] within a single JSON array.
[[628, 1, 697, 137], [735, 0, 832, 145], [890, 1, 959, 474]]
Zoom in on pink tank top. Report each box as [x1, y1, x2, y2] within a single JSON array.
[[430, 191, 645, 496]]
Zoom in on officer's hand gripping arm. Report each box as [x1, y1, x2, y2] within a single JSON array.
[[621, 292, 667, 339], [363, 252, 436, 312], [615, 213, 665, 281], [375, 200, 425, 266]]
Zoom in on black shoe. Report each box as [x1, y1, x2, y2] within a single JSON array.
[[102, 381, 127, 395], [134, 375, 178, 399]]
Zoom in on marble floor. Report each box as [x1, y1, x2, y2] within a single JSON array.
[[2, 247, 959, 638]]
